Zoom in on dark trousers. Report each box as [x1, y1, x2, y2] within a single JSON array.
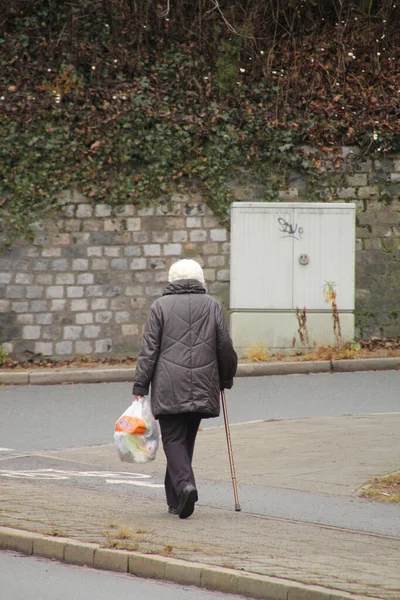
[[158, 413, 202, 508]]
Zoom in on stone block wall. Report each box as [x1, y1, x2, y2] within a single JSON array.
[[0, 193, 230, 359], [1, 149, 400, 359]]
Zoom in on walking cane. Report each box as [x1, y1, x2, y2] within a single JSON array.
[[221, 390, 241, 512]]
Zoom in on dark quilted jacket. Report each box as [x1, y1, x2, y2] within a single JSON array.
[[132, 279, 238, 418]]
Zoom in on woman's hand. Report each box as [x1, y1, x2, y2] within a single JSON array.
[[134, 395, 144, 400]]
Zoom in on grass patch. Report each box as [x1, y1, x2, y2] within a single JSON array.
[[360, 472, 400, 503], [247, 343, 270, 362]]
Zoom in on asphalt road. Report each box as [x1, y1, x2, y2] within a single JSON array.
[[1, 371, 399, 453], [0, 550, 243, 600]]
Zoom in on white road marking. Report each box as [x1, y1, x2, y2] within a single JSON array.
[[106, 479, 164, 488], [0, 448, 14, 452], [0, 468, 162, 488]]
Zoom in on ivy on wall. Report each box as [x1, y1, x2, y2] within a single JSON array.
[[1, 1, 400, 244]]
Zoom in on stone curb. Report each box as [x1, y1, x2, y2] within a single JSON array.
[[0, 358, 399, 386], [0, 527, 376, 600]]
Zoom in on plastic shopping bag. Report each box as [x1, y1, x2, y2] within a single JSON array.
[[114, 398, 160, 464]]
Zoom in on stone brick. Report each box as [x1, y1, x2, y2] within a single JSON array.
[[95, 311, 112, 323], [26, 285, 45, 299], [51, 299, 67, 311], [0, 273, 12, 284], [113, 232, 132, 245], [92, 259, 109, 270], [6, 286, 25, 299], [364, 239, 383, 250], [23, 325, 41, 340], [110, 297, 128, 310], [116, 205, 136, 217], [56, 273, 75, 285], [75, 341, 93, 354], [72, 233, 91, 245], [15, 273, 33, 285], [0, 299, 11, 313], [71, 299, 89, 312], [12, 302, 28, 313], [64, 325, 82, 340], [152, 232, 169, 243], [124, 246, 141, 257], [115, 311, 130, 323], [203, 243, 219, 255], [32, 259, 50, 271], [390, 173, 400, 183], [184, 203, 206, 217], [145, 285, 164, 297], [172, 230, 188, 243], [76, 204, 93, 218], [217, 269, 230, 282], [111, 258, 128, 270], [95, 204, 112, 217], [84, 325, 102, 338], [144, 244, 161, 256], [137, 206, 155, 217], [91, 299, 109, 310], [133, 232, 149, 243], [156, 204, 181, 217], [190, 230, 207, 243], [134, 272, 154, 283], [35, 313, 53, 325], [17, 314, 33, 325], [95, 339, 112, 352], [82, 220, 101, 232], [30, 300, 48, 312], [122, 324, 139, 336], [208, 255, 225, 267], [104, 246, 120, 258], [26, 248, 40, 258], [347, 174, 367, 187], [87, 247, 103, 257], [34, 342, 53, 355], [104, 219, 121, 233], [35, 274, 53, 285], [56, 341, 73, 355], [130, 258, 147, 270], [42, 326, 62, 340], [210, 229, 227, 242], [203, 216, 220, 228], [72, 259, 89, 271], [155, 271, 169, 283], [64, 219, 81, 232], [67, 286, 84, 299], [42, 248, 62, 258], [77, 273, 94, 285], [165, 217, 185, 230], [85, 285, 104, 297], [337, 187, 356, 199], [52, 259, 69, 271], [149, 258, 166, 270], [358, 186, 380, 200], [52, 233, 71, 246], [222, 242, 230, 254], [46, 286, 64, 299], [394, 160, 400, 172], [126, 218, 141, 231], [63, 204, 75, 218], [186, 217, 202, 228], [163, 244, 182, 256], [92, 232, 114, 245], [125, 285, 144, 296], [203, 269, 216, 282]]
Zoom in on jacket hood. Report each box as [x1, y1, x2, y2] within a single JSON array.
[[163, 279, 206, 296]]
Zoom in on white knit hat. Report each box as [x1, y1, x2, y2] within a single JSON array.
[[168, 259, 205, 285]]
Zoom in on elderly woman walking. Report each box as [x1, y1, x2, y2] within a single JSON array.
[[132, 259, 237, 519]]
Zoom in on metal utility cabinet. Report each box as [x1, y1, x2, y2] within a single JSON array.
[[230, 202, 356, 357]]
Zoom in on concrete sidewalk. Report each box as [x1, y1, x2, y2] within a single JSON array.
[[1, 411, 400, 600]]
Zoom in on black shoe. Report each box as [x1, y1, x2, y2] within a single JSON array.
[[178, 485, 198, 519], [168, 506, 179, 515]]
